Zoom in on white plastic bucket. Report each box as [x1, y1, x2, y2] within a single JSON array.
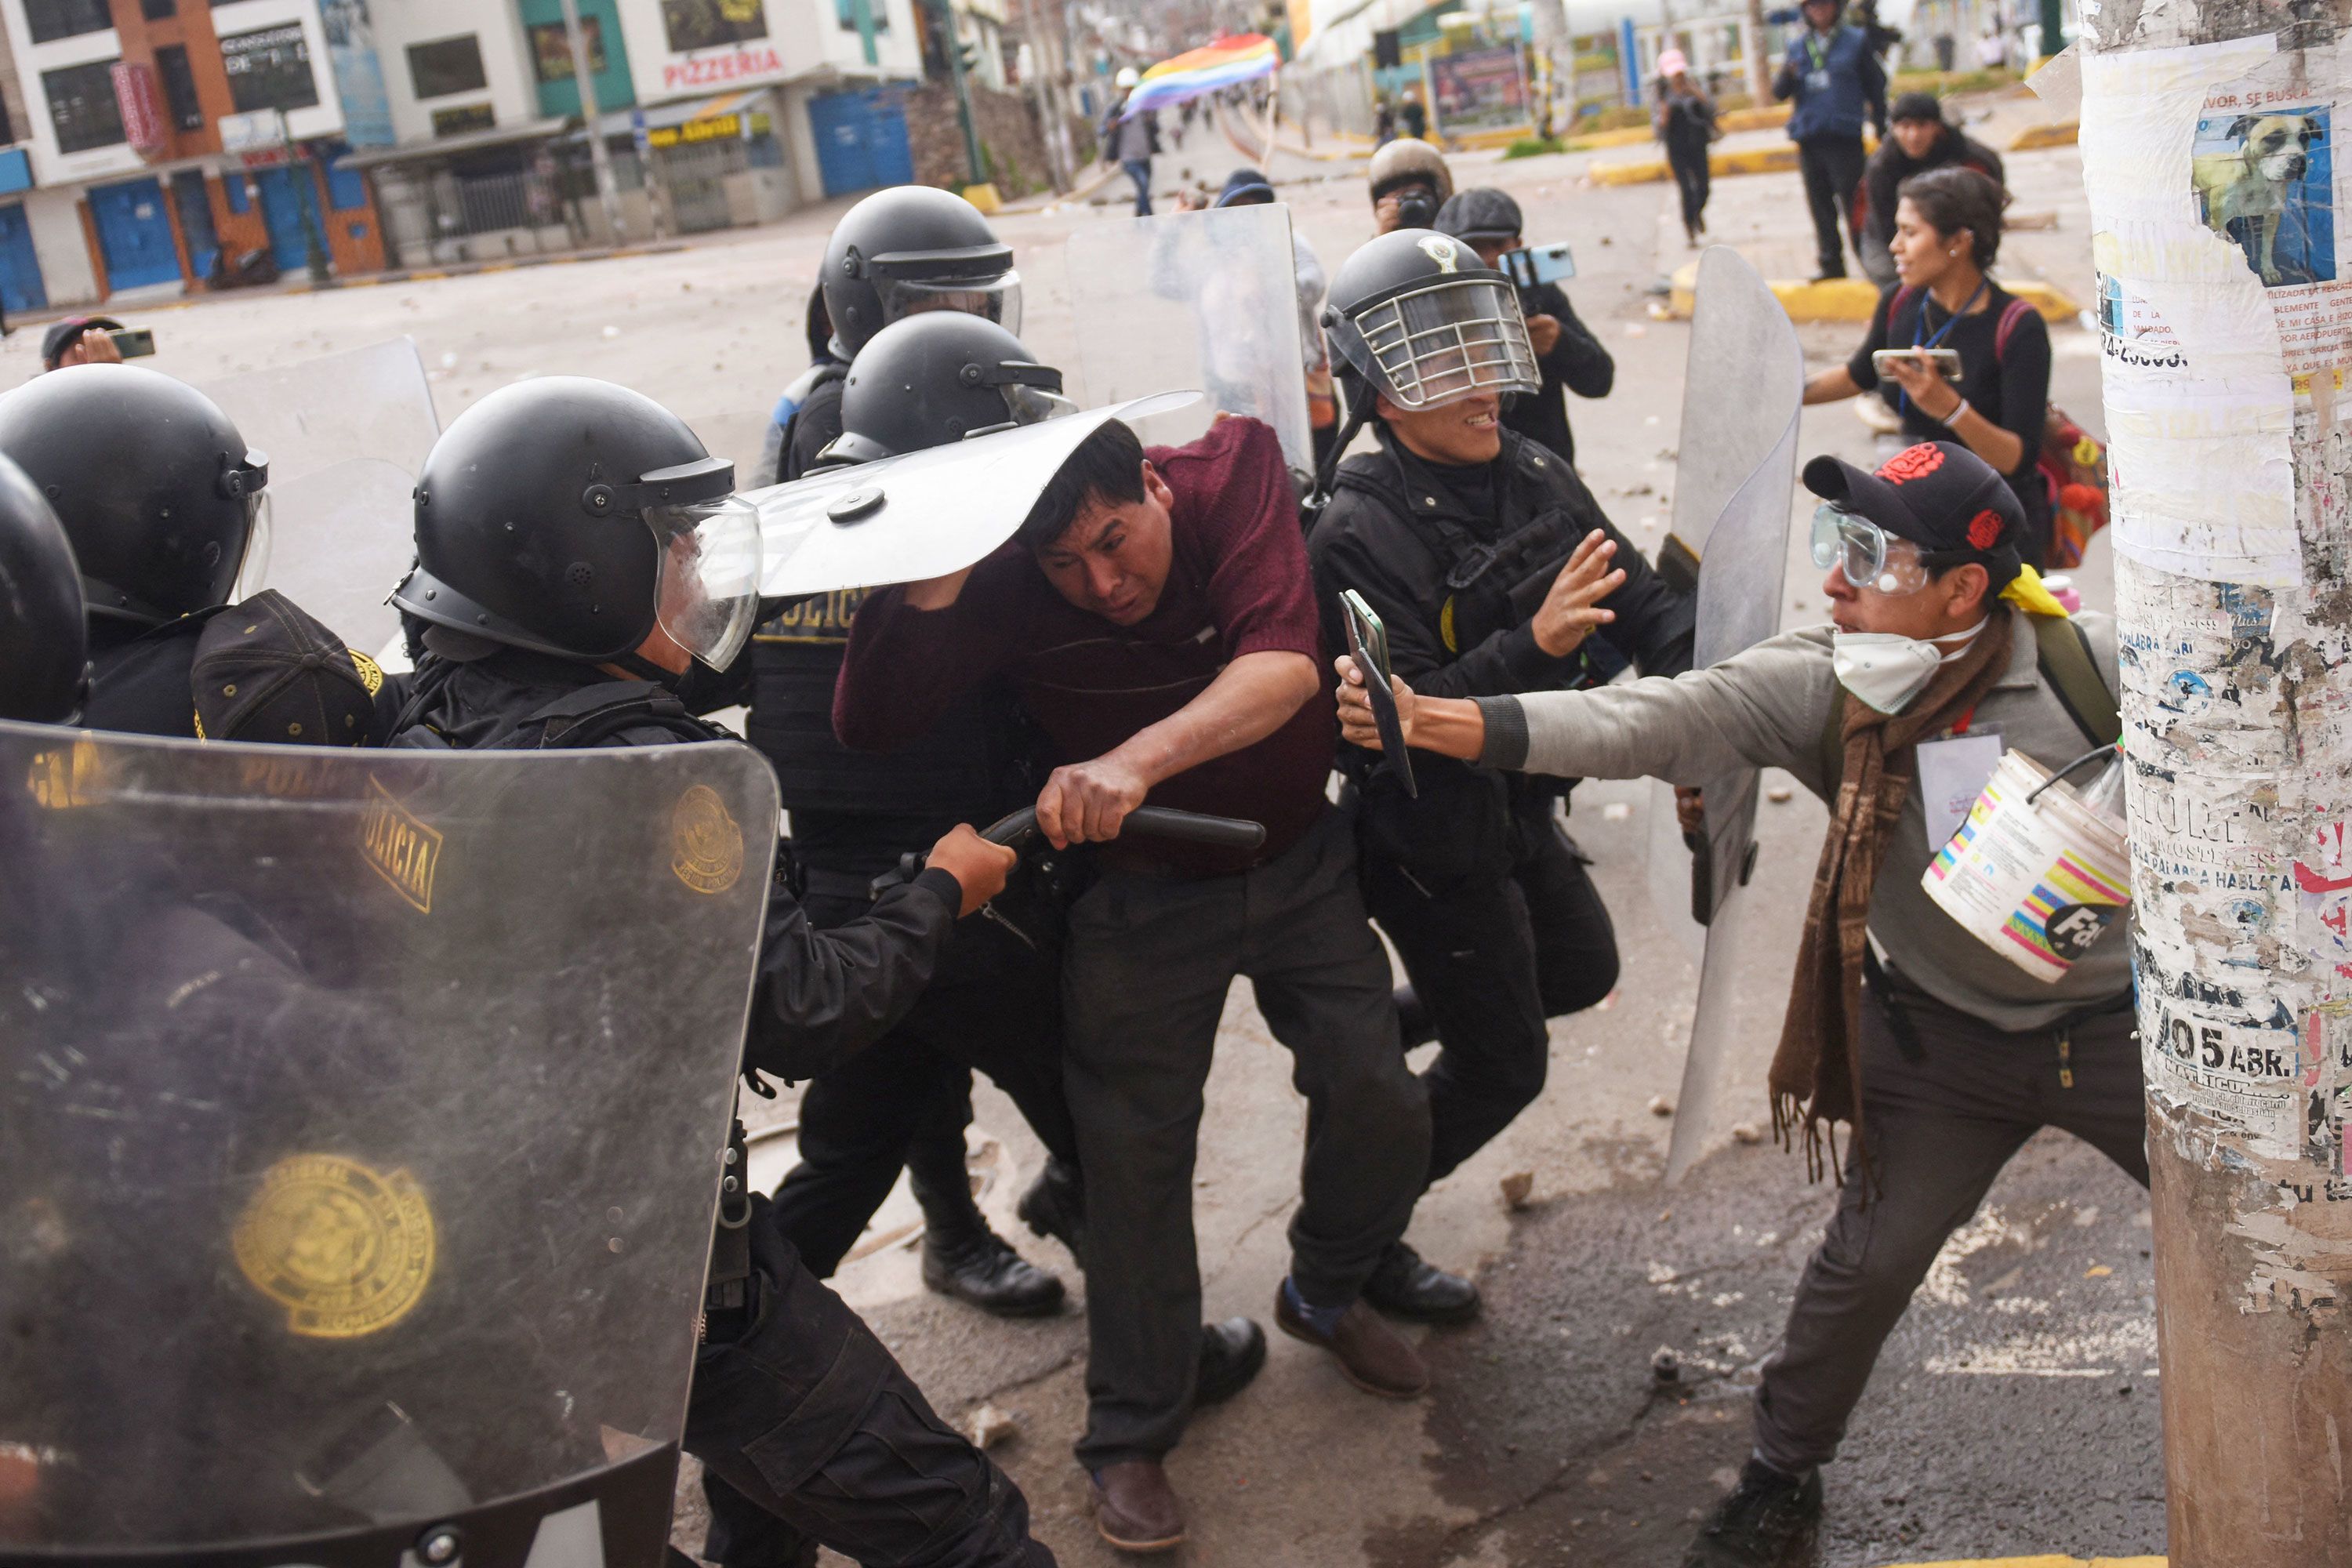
[[1922, 749, 2131, 983]]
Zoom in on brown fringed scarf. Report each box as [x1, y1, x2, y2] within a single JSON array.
[[1771, 611, 2015, 1181]]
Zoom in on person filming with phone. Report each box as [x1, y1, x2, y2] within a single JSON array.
[[1435, 188, 1613, 466], [1803, 167, 2055, 563]]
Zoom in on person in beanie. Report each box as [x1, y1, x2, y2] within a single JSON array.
[[1653, 49, 1719, 247], [1775, 0, 1888, 279], [1857, 92, 2007, 285], [1434, 187, 1614, 466], [1336, 441, 2134, 1567]]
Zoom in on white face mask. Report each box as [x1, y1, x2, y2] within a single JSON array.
[[1832, 619, 1988, 715]]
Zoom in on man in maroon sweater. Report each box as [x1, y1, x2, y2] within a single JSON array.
[[837, 415, 1431, 1552]]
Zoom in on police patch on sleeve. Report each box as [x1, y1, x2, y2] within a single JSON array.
[[671, 782, 746, 895], [233, 1154, 436, 1339]]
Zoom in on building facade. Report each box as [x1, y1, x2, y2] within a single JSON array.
[[0, 0, 390, 306]]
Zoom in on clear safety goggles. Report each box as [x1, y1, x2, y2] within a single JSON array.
[[1809, 502, 1952, 597], [876, 270, 1023, 339], [1352, 277, 1541, 410], [648, 494, 762, 671]]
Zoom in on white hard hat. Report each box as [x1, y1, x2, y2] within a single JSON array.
[[1115, 66, 1140, 89]]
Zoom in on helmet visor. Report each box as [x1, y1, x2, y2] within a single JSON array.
[[1000, 383, 1078, 428], [1809, 502, 1938, 596], [649, 494, 762, 670], [875, 270, 1023, 338], [229, 490, 273, 604], [1353, 278, 1540, 410]]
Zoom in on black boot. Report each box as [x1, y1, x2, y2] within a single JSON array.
[[1680, 1457, 1823, 1567], [1016, 1155, 1087, 1267], [910, 1163, 1065, 1318], [1194, 1316, 1267, 1405], [1361, 1239, 1481, 1324]]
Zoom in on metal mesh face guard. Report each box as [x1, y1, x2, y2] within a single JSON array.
[[1354, 277, 1541, 410]]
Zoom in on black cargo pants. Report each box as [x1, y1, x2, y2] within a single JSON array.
[[1364, 803, 1621, 1182], [1798, 132, 1869, 278], [1751, 971, 2146, 1475], [688, 1196, 1055, 1566]]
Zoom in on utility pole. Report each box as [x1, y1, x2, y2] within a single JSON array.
[[2075, 2, 2352, 1562], [2037, 0, 2063, 60], [1744, 0, 1771, 100], [1014, 0, 1073, 189], [928, 0, 988, 186], [1526, 0, 1566, 138], [557, 0, 626, 245]]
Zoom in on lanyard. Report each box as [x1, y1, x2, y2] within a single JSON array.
[[1900, 278, 1987, 416], [1804, 31, 1831, 73]]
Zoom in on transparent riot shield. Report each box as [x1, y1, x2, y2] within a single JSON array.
[[0, 720, 778, 1565], [1066, 205, 1314, 474], [1646, 248, 1803, 1184], [750, 392, 1200, 596], [201, 339, 441, 659]]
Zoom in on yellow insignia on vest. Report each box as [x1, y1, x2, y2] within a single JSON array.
[[348, 648, 385, 696], [1439, 595, 1458, 654], [233, 1154, 436, 1339], [671, 783, 745, 895]]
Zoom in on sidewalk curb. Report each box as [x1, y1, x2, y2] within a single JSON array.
[[1664, 260, 2080, 323], [2011, 118, 2082, 149], [1595, 140, 1867, 185], [1878, 1557, 2165, 1566]]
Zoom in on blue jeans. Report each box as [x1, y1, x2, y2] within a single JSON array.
[[1121, 157, 1152, 215]]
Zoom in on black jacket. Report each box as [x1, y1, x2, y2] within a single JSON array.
[[1505, 281, 1613, 466], [387, 647, 962, 1083], [781, 369, 848, 484], [80, 615, 212, 737], [1308, 428, 1693, 883]]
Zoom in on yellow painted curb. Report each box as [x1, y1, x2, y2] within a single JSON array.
[[1719, 102, 1794, 132], [1564, 124, 1657, 151], [1593, 143, 1802, 184], [1665, 261, 2079, 324], [2010, 118, 2081, 149], [962, 183, 1004, 214], [1879, 1557, 2165, 1567]]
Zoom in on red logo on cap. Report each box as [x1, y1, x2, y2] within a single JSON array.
[[1967, 509, 2005, 549], [1878, 445, 1944, 485]]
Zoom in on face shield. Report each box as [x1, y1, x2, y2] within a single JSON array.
[[870, 249, 1023, 339], [1351, 277, 1541, 411], [608, 456, 760, 672], [1811, 503, 1950, 596], [223, 446, 271, 603]]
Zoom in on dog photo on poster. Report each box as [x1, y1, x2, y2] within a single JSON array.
[[2192, 67, 2347, 374]]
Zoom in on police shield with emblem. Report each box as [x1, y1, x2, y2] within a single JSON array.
[[1064, 203, 1316, 475], [1646, 248, 1804, 1184], [202, 338, 441, 659], [0, 720, 776, 1565]]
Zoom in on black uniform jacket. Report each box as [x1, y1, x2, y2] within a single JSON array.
[[390, 647, 963, 1083], [79, 613, 216, 737], [782, 372, 847, 484]]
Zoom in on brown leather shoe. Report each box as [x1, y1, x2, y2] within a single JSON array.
[[1089, 1458, 1184, 1553], [1275, 1285, 1430, 1398]]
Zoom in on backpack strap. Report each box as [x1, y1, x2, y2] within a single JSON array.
[[526, 680, 722, 750], [1888, 283, 1922, 343], [1992, 296, 2034, 361], [2028, 611, 2121, 749]]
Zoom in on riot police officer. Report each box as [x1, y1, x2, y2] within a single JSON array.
[[1308, 229, 1695, 1319], [381, 375, 1056, 1568], [0, 449, 86, 725], [750, 310, 1080, 1307], [0, 364, 269, 736], [768, 184, 1022, 484]]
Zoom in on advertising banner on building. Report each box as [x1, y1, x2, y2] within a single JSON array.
[[320, 0, 394, 147], [110, 63, 167, 158], [1428, 45, 1530, 138]]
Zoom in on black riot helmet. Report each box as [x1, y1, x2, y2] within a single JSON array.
[[0, 452, 89, 723], [818, 313, 1074, 467], [391, 377, 761, 673], [1323, 228, 1541, 412], [0, 364, 268, 630], [820, 185, 1019, 360]]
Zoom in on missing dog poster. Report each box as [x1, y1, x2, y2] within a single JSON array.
[[2192, 78, 2347, 376]]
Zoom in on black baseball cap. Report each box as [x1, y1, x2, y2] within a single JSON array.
[[1214, 168, 1276, 207], [192, 590, 383, 746], [1803, 441, 2026, 558], [1436, 187, 1524, 243], [39, 315, 121, 370]]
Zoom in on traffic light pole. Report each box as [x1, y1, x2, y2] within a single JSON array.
[[2073, 0, 2352, 1559], [559, 0, 626, 245], [928, 0, 988, 187]]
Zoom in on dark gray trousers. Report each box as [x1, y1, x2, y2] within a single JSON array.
[[1751, 971, 2147, 1475], [1061, 805, 1429, 1468]]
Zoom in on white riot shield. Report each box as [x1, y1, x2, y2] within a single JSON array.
[[750, 392, 1199, 596], [0, 720, 777, 1564], [1647, 248, 1803, 1185], [202, 339, 441, 658], [1067, 205, 1314, 474]]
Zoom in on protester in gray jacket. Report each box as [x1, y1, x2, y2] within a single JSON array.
[[1338, 441, 2137, 1568]]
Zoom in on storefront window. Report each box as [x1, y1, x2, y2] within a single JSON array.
[[408, 35, 489, 100], [43, 60, 125, 154]]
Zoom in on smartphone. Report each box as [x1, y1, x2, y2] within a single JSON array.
[[1500, 242, 1575, 289], [1339, 590, 1390, 684], [108, 326, 154, 358], [1871, 347, 1960, 379], [1338, 588, 1416, 797]]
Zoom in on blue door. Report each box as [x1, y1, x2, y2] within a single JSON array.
[[253, 166, 325, 273], [88, 178, 182, 290], [0, 204, 45, 314], [808, 88, 913, 197]]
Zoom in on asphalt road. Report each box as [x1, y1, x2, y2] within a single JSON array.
[[42, 97, 2163, 1566]]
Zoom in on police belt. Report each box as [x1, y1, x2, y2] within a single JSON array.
[[800, 866, 887, 906]]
